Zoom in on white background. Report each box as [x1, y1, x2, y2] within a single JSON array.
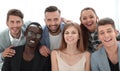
[[0, 0, 120, 33]]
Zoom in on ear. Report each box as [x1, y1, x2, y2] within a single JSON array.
[[96, 16, 99, 22], [115, 30, 119, 37]]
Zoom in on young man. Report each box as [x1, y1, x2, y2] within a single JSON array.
[[40, 6, 65, 57], [0, 9, 30, 68], [2, 22, 51, 71], [91, 18, 120, 71]]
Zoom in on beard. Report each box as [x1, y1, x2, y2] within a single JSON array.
[[47, 25, 60, 33]]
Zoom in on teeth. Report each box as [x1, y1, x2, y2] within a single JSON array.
[[87, 23, 92, 26], [30, 40, 35, 43], [104, 39, 111, 42]]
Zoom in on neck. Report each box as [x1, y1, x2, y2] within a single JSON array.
[[89, 25, 96, 33], [64, 44, 79, 54], [105, 43, 118, 56], [24, 45, 36, 54], [11, 31, 21, 39]]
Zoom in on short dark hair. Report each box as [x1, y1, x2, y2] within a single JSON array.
[[7, 9, 24, 21], [97, 17, 116, 29], [44, 6, 61, 14]]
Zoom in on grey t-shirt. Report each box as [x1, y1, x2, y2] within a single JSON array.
[[49, 32, 62, 50]]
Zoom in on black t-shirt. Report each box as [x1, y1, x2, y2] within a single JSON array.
[[20, 57, 33, 71], [108, 57, 119, 71]]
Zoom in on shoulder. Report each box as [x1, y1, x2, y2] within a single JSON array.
[[0, 29, 9, 36], [91, 48, 104, 60], [51, 50, 58, 56], [14, 45, 24, 52], [84, 51, 90, 59]]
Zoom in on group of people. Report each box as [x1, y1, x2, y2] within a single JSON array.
[[0, 5, 120, 71]]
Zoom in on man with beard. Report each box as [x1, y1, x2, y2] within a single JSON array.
[[2, 22, 51, 71], [40, 6, 65, 57]]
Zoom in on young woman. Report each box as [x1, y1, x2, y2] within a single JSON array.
[[80, 7, 101, 53], [51, 23, 90, 71]]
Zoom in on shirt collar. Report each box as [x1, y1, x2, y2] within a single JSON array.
[[9, 30, 23, 43]]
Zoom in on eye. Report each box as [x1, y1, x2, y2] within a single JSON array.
[[82, 17, 87, 20], [107, 30, 112, 33], [27, 31, 33, 36], [16, 21, 21, 24], [64, 31, 69, 35], [47, 19, 51, 22], [36, 34, 41, 38], [54, 18, 58, 21], [89, 15, 94, 18], [99, 32, 104, 35], [71, 31, 77, 34]]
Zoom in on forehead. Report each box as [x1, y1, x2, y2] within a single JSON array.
[[45, 11, 60, 18], [65, 26, 78, 32], [98, 24, 114, 32], [81, 10, 96, 17], [8, 15, 22, 20], [27, 26, 41, 33]]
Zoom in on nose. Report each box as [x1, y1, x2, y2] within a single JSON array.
[[68, 33, 72, 37], [87, 18, 91, 22], [13, 23, 17, 27], [104, 32, 109, 38], [50, 20, 56, 25]]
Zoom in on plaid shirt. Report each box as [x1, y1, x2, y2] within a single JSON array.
[[88, 30, 101, 53]]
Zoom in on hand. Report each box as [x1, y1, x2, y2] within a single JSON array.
[[2, 46, 16, 58], [39, 45, 50, 57], [62, 18, 73, 24]]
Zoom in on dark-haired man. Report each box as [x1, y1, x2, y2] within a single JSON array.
[[40, 6, 65, 57]]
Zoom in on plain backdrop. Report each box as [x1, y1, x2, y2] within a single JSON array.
[[0, 0, 120, 33]]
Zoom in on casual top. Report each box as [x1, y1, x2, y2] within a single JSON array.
[[91, 42, 120, 71], [49, 32, 62, 50], [88, 30, 101, 53], [0, 21, 31, 69], [108, 57, 119, 71], [2, 45, 51, 71], [40, 22, 65, 50], [20, 57, 33, 71], [56, 51, 86, 71]]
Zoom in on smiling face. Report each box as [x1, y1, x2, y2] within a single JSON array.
[[98, 24, 117, 48], [25, 26, 42, 48], [7, 15, 23, 38], [44, 10, 61, 34], [80, 10, 98, 32], [64, 26, 79, 45]]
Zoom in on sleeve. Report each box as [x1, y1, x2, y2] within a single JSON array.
[[1, 57, 11, 71], [40, 28, 46, 46], [91, 54, 99, 71]]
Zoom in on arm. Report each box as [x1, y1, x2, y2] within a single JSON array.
[[51, 50, 58, 71], [85, 51, 90, 71], [91, 54, 99, 71]]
